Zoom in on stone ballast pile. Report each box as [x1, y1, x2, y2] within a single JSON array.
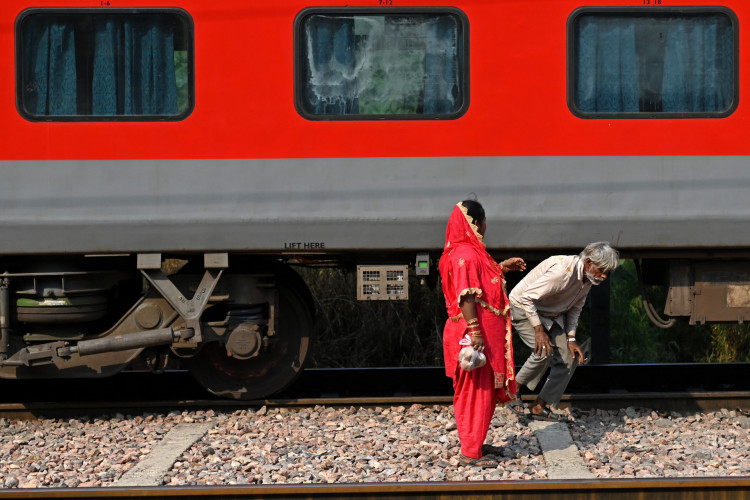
[[0, 404, 747, 488]]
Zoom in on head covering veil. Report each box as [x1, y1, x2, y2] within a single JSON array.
[[439, 202, 506, 320]]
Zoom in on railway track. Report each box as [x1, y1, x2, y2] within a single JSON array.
[[0, 478, 746, 499], [0, 363, 747, 417], [1, 390, 748, 420], [3, 363, 749, 399]]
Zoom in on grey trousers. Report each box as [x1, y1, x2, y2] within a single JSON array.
[[511, 304, 578, 406]]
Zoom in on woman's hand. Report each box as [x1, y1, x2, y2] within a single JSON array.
[[470, 332, 484, 351], [460, 294, 484, 351], [501, 257, 526, 273]]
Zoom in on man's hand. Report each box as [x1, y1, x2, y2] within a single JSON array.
[[533, 325, 552, 359], [568, 340, 584, 364]]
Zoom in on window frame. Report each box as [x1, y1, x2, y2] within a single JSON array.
[[15, 7, 195, 122], [567, 6, 739, 119], [293, 7, 470, 121]]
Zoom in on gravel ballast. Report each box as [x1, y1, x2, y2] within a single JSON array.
[[0, 404, 748, 488]]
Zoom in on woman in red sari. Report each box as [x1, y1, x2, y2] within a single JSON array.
[[439, 200, 525, 468]]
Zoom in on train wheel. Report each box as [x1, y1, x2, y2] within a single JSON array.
[[183, 271, 313, 400]]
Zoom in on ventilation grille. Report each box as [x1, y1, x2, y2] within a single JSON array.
[[357, 265, 409, 300]]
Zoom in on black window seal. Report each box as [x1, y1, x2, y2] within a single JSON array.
[[566, 6, 739, 119], [293, 6, 470, 121], [15, 7, 195, 122]]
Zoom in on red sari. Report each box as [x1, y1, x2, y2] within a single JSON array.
[[439, 203, 516, 459]]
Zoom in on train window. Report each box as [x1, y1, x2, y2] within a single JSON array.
[[568, 8, 738, 118], [294, 8, 468, 120], [16, 8, 194, 121]]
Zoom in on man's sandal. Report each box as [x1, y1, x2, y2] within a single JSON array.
[[458, 454, 498, 469], [530, 406, 570, 423], [508, 401, 526, 418]]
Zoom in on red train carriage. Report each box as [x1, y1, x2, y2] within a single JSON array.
[[0, 0, 748, 398]]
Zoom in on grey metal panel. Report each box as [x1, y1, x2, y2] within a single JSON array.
[[1, 156, 748, 254]]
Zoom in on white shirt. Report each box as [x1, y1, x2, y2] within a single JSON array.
[[509, 255, 592, 336]]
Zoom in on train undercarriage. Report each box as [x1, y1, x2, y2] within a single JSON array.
[[0, 253, 313, 400], [1, 251, 749, 400]]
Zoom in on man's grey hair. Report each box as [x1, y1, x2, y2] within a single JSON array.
[[580, 242, 619, 273]]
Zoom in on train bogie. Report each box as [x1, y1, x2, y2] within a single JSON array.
[[0, 254, 312, 399]]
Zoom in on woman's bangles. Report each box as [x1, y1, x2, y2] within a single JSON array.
[[466, 318, 482, 337]]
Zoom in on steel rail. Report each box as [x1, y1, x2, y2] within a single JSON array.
[[0, 477, 748, 499], [1, 363, 748, 401], [0, 390, 748, 420], [0, 364, 747, 418]]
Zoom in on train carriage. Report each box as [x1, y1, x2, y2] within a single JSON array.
[[0, 0, 748, 399]]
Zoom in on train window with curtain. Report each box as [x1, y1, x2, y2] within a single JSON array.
[[294, 8, 469, 120], [16, 8, 194, 121], [568, 8, 738, 118]]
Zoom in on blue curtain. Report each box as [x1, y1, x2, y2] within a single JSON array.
[[576, 15, 733, 113], [662, 18, 733, 112], [305, 17, 357, 115], [423, 17, 459, 114], [22, 18, 77, 115], [92, 19, 178, 115], [575, 18, 638, 113]]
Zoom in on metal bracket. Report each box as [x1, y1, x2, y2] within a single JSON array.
[[138, 253, 227, 342], [1, 341, 69, 367]]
